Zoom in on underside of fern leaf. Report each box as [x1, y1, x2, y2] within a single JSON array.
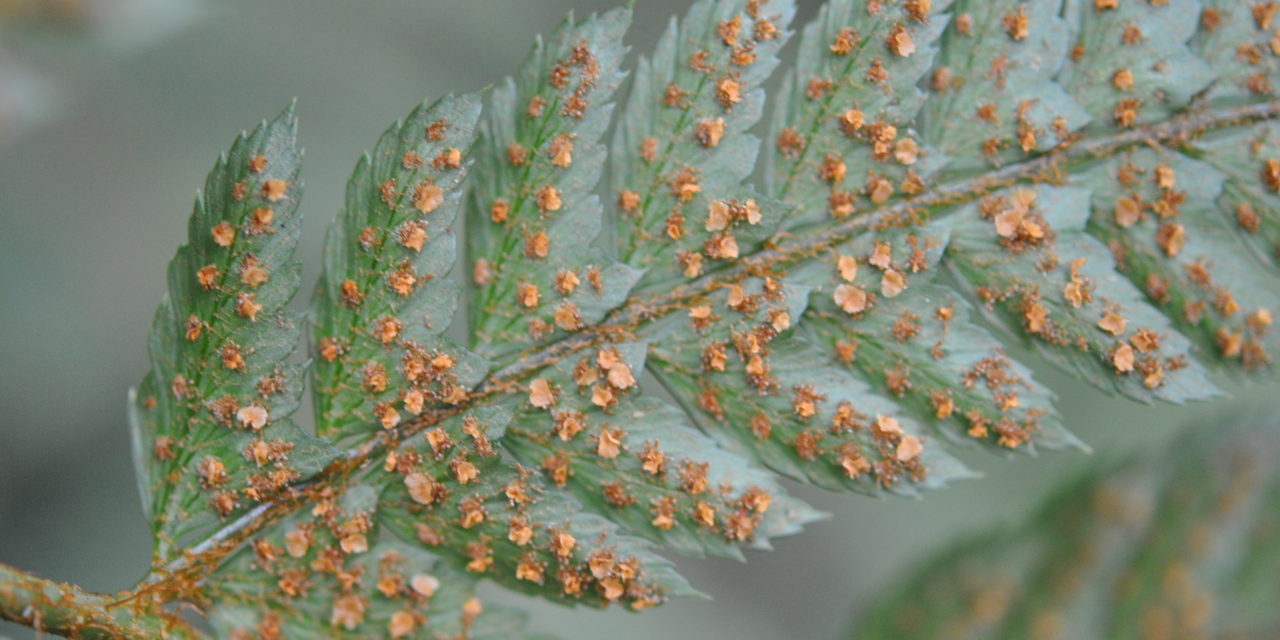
[[129, 106, 338, 563], [112, 0, 1280, 637]]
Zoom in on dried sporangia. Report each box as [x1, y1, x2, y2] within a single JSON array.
[[129, 106, 327, 565], [308, 93, 484, 450], [1075, 150, 1278, 373], [610, 0, 794, 288], [91, 3, 1280, 639], [465, 6, 641, 364], [207, 478, 534, 637], [360, 403, 690, 610]]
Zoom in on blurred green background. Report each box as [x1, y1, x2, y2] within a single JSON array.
[[0, 1, 1275, 638]]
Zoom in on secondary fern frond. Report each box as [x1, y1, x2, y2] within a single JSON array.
[[848, 413, 1280, 640], [786, 216, 1078, 452], [640, 271, 973, 492], [1193, 121, 1280, 269], [1079, 150, 1280, 373]]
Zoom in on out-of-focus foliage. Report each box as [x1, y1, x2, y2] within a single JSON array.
[[848, 414, 1280, 640], [0, 0, 204, 144]]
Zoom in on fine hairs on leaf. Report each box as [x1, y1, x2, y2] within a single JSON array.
[[3, 0, 1280, 638]]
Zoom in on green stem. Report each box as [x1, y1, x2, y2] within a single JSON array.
[[0, 564, 198, 639]]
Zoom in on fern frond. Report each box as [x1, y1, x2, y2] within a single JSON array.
[[312, 87, 706, 608], [372, 404, 699, 608], [917, 0, 1088, 170], [1079, 150, 1280, 373], [111, 0, 1280, 636], [311, 93, 487, 448], [946, 183, 1220, 401], [848, 414, 1280, 639], [755, 0, 1084, 458], [461, 0, 826, 584], [611, 0, 796, 289], [769, 0, 952, 225], [1057, 0, 1213, 129], [467, 7, 640, 363], [130, 106, 337, 562], [206, 484, 548, 639], [1193, 121, 1280, 270], [502, 342, 825, 558]]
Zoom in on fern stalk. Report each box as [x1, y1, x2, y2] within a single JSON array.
[[0, 564, 196, 639]]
